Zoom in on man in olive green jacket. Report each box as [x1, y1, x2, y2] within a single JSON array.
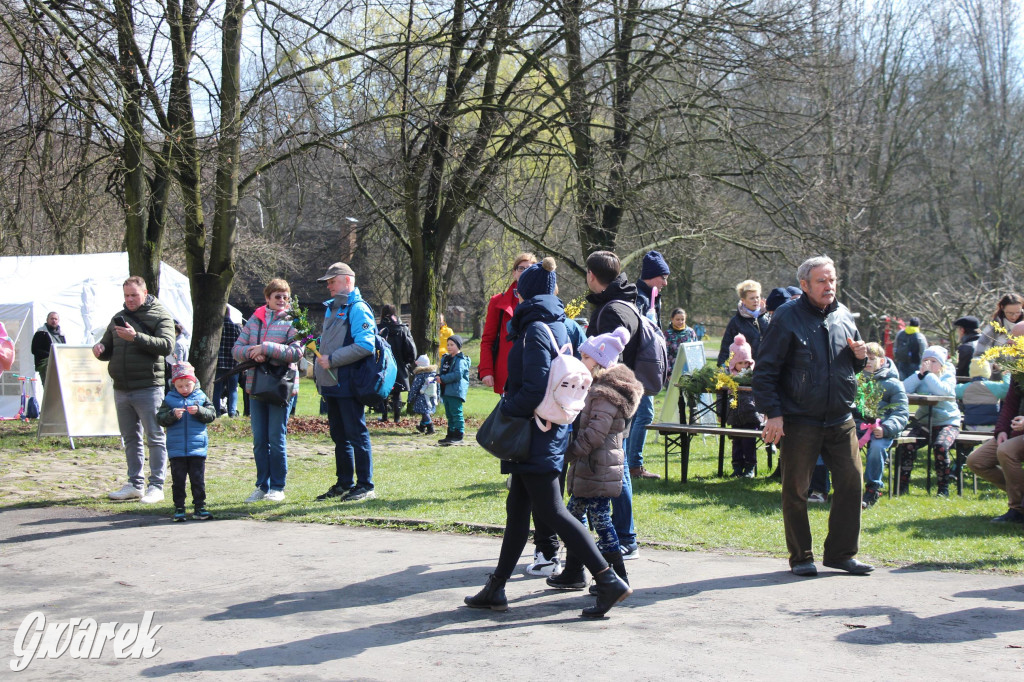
[[93, 276, 176, 503]]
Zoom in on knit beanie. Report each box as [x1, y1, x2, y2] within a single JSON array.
[[765, 287, 790, 313], [908, 316, 921, 327], [786, 286, 803, 298], [516, 257, 557, 299], [171, 362, 198, 385], [640, 250, 670, 280], [969, 357, 992, 379], [580, 327, 631, 369], [415, 355, 430, 367], [953, 315, 980, 333], [448, 335, 464, 350], [728, 334, 755, 373], [921, 346, 948, 365]]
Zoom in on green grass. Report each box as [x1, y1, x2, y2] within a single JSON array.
[[2, 385, 1022, 574]]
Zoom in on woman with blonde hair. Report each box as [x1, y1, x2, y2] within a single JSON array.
[[717, 279, 765, 367]]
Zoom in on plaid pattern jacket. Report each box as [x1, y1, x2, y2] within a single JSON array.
[[217, 316, 243, 372]]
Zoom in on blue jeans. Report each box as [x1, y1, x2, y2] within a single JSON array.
[[609, 464, 636, 547], [114, 387, 167, 489], [212, 372, 239, 416], [324, 396, 374, 490], [863, 436, 894, 490], [624, 394, 655, 469], [249, 397, 289, 491]]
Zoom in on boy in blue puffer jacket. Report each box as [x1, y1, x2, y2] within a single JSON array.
[[157, 362, 217, 521], [438, 335, 471, 446]]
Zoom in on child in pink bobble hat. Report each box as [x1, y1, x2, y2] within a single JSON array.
[[727, 334, 763, 477], [546, 327, 644, 593]]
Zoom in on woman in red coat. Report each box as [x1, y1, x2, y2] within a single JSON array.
[[479, 252, 537, 395]]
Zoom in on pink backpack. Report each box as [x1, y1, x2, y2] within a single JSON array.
[[533, 324, 593, 432]]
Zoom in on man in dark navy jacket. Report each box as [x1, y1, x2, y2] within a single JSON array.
[[753, 256, 874, 577]]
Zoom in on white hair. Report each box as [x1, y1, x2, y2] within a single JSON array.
[[797, 256, 835, 284]]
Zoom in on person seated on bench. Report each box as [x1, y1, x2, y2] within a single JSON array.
[[858, 342, 909, 508], [898, 346, 960, 496], [725, 334, 762, 477], [956, 358, 1009, 432], [965, 374, 1024, 523]]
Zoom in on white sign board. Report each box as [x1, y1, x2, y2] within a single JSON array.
[[37, 345, 120, 445], [659, 341, 715, 425]]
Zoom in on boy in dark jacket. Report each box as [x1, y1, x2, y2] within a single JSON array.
[[157, 363, 217, 521], [438, 335, 471, 445]]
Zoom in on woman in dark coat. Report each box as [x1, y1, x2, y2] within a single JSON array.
[[377, 304, 416, 422], [716, 279, 765, 367], [464, 258, 632, 618]]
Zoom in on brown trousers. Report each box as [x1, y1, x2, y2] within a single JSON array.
[[966, 435, 1024, 510], [781, 419, 862, 566]]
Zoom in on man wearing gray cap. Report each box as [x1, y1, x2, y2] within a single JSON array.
[[313, 262, 378, 502]]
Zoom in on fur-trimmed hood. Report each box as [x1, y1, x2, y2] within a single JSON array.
[[590, 363, 644, 419], [413, 364, 438, 374]]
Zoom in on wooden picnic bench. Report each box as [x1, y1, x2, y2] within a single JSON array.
[[646, 423, 768, 482]]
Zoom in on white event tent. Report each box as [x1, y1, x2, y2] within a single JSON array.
[[0, 253, 194, 418]]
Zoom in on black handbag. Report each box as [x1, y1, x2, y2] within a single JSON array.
[[476, 399, 532, 462], [252, 362, 294, 407]]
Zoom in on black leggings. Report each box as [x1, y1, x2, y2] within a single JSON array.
[[495, 471, 608, 581]]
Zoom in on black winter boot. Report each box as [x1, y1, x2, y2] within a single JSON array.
[[424, 423, 436, 435], [464, 574, 508, 611], [582, 566, 632, 618], [546, 553, 586, 589], [438, 429, 453, 445], [440, 431, 464, 447], [590, 551, 629, 595]]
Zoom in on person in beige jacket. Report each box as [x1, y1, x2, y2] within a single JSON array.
[[546, 327, 643, 592]]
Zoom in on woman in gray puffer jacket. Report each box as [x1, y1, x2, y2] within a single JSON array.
[[548, 327, 644, 592]]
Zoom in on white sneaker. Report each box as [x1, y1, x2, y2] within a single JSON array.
[[245, 488, 266, 503], [525, 550, 561, 577], [264, 489, 286, 502], [139, 486, 164, 504], [108, 483, 143, 501], [808, 491, 827, 504]]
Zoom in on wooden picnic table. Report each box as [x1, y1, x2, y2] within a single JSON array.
[[646, 423, 767, 483]]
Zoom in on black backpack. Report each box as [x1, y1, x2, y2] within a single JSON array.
[[595, 300, 669, 395]]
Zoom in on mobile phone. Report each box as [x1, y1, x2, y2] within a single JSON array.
[[114, 316, 128, 327]]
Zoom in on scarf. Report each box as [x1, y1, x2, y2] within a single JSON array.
[[736, 301, 762, 319], [904, 325, 920, 335]]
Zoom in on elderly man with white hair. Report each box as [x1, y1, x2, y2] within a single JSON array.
[[752, 256, 873, 577]]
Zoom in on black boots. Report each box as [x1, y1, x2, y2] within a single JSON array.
[[590, 551, 629, 595], [439, 430, 464, 447], [464, 574, 508, 611], [582, 566, 632, 618], [424, 423, 436, 435], [546, 553, 586, 589]]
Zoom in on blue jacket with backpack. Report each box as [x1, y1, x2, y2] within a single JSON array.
[[501, 295, 570, 475], [315, 288, 375, 398]]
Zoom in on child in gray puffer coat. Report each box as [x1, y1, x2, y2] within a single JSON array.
[[547, 327, 644, 592], [408, 355, 439, 435]]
